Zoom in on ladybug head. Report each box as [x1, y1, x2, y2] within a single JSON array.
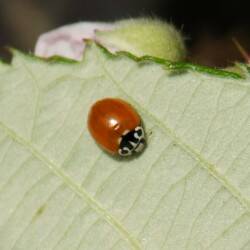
[[118, 126, 145, 156]]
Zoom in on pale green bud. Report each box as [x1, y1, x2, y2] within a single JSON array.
[[96, 18, 186, 61]]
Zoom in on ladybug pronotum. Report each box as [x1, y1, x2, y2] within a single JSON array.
[[88, 98, 145, 156]]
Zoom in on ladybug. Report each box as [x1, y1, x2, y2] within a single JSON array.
[[87, 98, 145, 156]]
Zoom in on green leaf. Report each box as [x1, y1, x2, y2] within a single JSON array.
[[0, 43, 250, 250]]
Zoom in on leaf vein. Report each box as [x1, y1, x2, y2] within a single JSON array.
[[101, 61, 250, 212], [0, 122, 142, 250]]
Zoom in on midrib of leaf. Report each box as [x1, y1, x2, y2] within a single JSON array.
[[98, 53, 250, 213], [0, 122, 142, 250]]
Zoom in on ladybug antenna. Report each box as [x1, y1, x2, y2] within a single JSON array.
[[232, 37, 250, 63]]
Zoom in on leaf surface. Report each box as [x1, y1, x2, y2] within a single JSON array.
[[0, 43, 250, 250]]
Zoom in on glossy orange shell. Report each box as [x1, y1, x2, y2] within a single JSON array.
[[88, 98, 141, 154]]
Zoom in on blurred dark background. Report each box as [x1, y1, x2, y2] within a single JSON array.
[[1, 0, 250, 67]]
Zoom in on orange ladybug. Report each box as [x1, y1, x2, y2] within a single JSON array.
[[88, 98, 145, 156]]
